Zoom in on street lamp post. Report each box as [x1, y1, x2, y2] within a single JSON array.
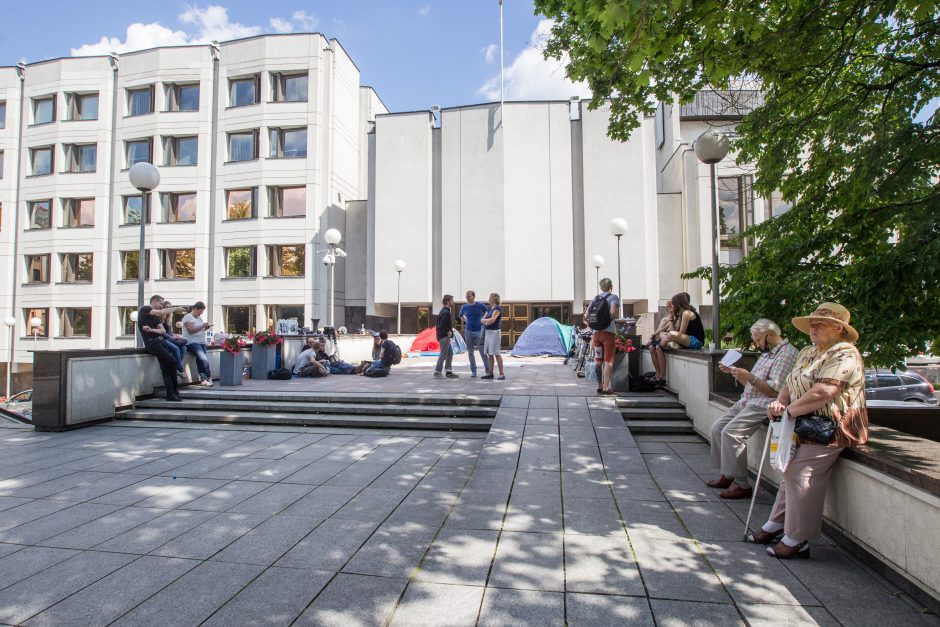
[[128, 162, 161, 348], [394, 260, 406, 334], [591, 255, 604, 290], [694, 129, 731, 350], [30, 317, 42, 353], [322, 229, 344, 328], [3, 316, 14, 401], [609, 218, 628, 309]]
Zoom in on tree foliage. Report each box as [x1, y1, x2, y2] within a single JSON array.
[[536, 0, 940, 366]]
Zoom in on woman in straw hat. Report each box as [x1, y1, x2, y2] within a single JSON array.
[[748, 302, 869, 559]]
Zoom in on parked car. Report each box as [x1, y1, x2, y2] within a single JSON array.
[[0, 390, 32, 419], [865, 371, 938, 405]]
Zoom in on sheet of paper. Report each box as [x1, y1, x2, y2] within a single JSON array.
[[720, 349, 743, 367]]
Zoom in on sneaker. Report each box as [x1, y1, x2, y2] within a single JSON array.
[[471, 372, 478, 378], [433, 372, 444, 379], [497, 375, 505, 381], [445, 372, 459, 379], [480, 374, 494, 380], [177, 372, 190, 384], [199, 379, 213, 387]]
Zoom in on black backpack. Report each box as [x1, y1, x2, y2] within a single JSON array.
[[386, 342, 402, 365], [631, 372, 658, 393], [586, 294, 614, 331], [267, 368, 292, 380]]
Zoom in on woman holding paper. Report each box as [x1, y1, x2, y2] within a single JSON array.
[[750, 303, 868, 559]]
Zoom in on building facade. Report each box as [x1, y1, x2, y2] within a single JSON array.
[[0, 34, 387, 378]]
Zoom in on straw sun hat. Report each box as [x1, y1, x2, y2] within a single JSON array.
[[791, 302, 859, 342]]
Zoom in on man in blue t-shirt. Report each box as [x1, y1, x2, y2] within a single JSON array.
[[459, 290, 489, 377]]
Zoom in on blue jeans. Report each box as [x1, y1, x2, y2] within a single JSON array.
[[434, 337, 453, 374], [162, 337, 185, 372], [329, 361, 357, 375], [465, 329, 488, 374], [364, 359, 389, 377], [187, 343, 211, 381]]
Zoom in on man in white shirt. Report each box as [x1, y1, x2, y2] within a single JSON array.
[[182, 301, 213, 386]]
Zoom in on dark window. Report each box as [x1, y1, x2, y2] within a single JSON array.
[[123, 195, 149, 224], [224, 305, 255, 334], [26, 254, 50, 283], [61, 253, 94, 283], [24, 308, 49, 337], [59, 308, 92, 337], [33, 96, 55, 124], [161, 192, 197, 223], [122, 250, 150, 280], [127, 86, 154, 116], [166, 83, 199, 112], [0, 101, 5, 128], [226, 246, 257, 277], [161, 249, 195, 279], [230, 76, 259, 107], [64, 144, 96, 173], [877, 374, 902, 388], [67, 93, 99, 120], [30, 146, 53, 176], [900, 374, 924, 386], [63, 198, 95, 227], [120, 307, 137, 335], [126, 138, 153, 167]]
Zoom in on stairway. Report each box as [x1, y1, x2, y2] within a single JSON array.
[[617, 393, 696, 435], [116, 389, 500, 432]]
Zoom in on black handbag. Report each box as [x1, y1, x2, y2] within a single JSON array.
[[793, 414, 837, 444]]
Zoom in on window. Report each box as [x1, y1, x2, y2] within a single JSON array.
[[161, 192, 197, 223], [127, 86, 154, 116], [226, 246, 257, 277], [225, 188, 257, 220], [0, 151, 4, 178], [877, 374, 902, 388], [30, 146, 53, 176], [766, 190, 792, 220], [230, 76, 259, 107], [33, 96, 55, 124], [122, 195, 149, 224], [271, 72, 308, 102], [63, 198, 95, 227], [163, 136, 197, 166], [26, 254, 50, 284], [166, 83, 199, 112], [28, 200, 51, 230], [161, 249, 195, 279], [228, 130, 258, 162], [268, 186, 306, 217], [224, 305, 255, 334], [67, 93, 98, 121], [267, 244, 305, 277], [718, 175, 754, 264], [266, 305, 304, 329], [126, 138, 153, 167], [119, 307, 137, 336], [269, 128, 307, 158], [61, 253, 94, 283], [121, 250, 150, 280], [59, 308, 92, 337], [0, 101, 5, 128], [64, 143, 97, 173], [24, 308, 49, 337]]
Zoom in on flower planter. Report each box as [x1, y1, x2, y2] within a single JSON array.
[[219, 351, 244, 386], [610, 334, 642, 392], [250, 344, 277, 379]]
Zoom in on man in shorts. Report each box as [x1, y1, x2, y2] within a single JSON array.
[[591, 278, 620, 396]]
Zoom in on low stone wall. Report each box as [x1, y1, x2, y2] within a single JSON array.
[[662, 348, 940, 607]]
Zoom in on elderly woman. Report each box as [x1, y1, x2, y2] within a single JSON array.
[[749, 303, 868, 559]]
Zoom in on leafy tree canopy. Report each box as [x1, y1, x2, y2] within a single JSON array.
[[536, 0, 940, 366]]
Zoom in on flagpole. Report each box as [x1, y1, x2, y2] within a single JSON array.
[[499, 0, 505, 115]]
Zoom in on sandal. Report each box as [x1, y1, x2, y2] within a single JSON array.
[[746, 529, 783, 544], [766, 540, 810, 559]]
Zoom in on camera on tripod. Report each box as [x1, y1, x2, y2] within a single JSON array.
[[322, 326, 337, 342]]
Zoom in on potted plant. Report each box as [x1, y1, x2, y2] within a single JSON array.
[[610, 333, 638, 393], [249, 329, 282, 379], [219, 335, 246, 386]]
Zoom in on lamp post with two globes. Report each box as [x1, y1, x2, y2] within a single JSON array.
[[3, 316, 14, 400], [322, 229, 345, 329], [694, 129, 731, 349], [394, 260, 406, 334], [128, 162, 161, 348], [609, 218, 628, 308]]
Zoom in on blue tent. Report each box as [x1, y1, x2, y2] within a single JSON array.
[[511, 317, 574, 357]]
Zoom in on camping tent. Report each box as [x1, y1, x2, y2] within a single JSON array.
[[409, 328, 467, 356], [510, 317, 574, 357]]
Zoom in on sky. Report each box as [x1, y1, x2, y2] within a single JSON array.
[[0, 1, 589, 112]]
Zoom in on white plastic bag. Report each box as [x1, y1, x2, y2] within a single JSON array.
[[769, 410, 798, 472]]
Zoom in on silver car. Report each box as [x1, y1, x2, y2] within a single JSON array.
[[0, 390, 32, 420]]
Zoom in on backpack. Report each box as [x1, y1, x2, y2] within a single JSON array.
[[586, 294, 614, 331], [630, 372, 658, 393], [386, 342, 402, 365], [267, 368, 292, 380]]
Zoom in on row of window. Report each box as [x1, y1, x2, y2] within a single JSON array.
[[22, 302, 305, 339], [20, 185, 306, 231], [23, 244, 305, 285]]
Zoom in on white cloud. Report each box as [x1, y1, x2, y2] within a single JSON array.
[[478, 19, 590, 101], [71, 4, 319, 56], [417, 4, 431, 16], [482, 43, 498, 64]]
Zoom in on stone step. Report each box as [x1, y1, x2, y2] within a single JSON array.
[[616, 396, 684, 409], [117, 408, 493, 431], [136, 398, 497, 418], [620, 407, 690, 420], [175, 389, 501, 407], [625, 419, 697, 434]]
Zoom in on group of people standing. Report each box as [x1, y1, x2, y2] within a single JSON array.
[[434, 291, 505, 380]]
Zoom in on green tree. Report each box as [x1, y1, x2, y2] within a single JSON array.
[[537, 0, 940, 366]]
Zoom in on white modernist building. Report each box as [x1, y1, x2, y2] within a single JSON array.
[[0, 34, 387, 379], [0, 32, 781, 382]]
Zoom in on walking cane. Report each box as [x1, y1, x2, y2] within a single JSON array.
[[743, 422, 774, 541]]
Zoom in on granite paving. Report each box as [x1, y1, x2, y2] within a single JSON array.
[[0, 359, 935, 625]]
